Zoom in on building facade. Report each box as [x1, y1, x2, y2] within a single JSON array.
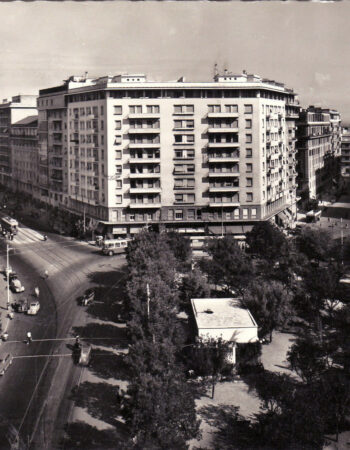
[[10, 116, 39, 199], [341, 127, 350, 180], [54, 71, 298, 236], [296, 106, 341, 199], [0, 95, 37, 187]]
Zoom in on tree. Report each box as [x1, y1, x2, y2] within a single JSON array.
[[178, 268, 211, 313], [246, 221, 289, 261], [201, 236, 253, 294], [242, 280, 293, 342], [164, 232, 192, 269], [183, 337, 234, 399], [296, 227, 334, 261]]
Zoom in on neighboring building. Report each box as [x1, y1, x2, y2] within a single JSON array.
[[0, 95, 37, 187], [341, 127, 350, 180], [37, 75, 95, 206], [296, 106, 341, 199], [10, 116, 39, 199], [46, 70, 298, 237], [191, 297, 259, 363]]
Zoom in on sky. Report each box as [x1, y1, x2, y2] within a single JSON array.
[[1, 2, 350, 121]]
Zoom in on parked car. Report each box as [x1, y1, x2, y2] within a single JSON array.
[[81, 289, 95, 306], [0, 354, 13, 376], [27, 300, 40, 315], [10, 278, 25, 293]]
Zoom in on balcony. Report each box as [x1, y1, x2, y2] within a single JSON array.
[[128, 113, 160, 120], [208, 156, 240, 163], [207, 112, 239, 119], [207, 127, 239, 134], [209, 201, 240, 207], [129, 187, 161, 194], [128, 127, 160, 134], [209, 186, 239, 192], [129, 172, 161, 179], [208, 171, 239, 177], [129, 142, 160, 149], [208, 142, 239, 148], [129, 202, 161, 209], [129, 157, 160, 164]]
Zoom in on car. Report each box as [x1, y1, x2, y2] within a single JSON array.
[[10, 279, 25, 293], [79, 343, 92, 366], [9, 272, 18, 282], [81, 289, 95, 306]]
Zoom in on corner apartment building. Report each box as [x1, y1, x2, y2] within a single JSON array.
[[341, 127, 350, 179], [0, 95, 37, 187], [37, 71, 299, 237], [11, 116, 39, 199], [296, 106, 341, 199]]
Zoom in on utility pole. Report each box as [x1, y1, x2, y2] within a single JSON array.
[[6, 244, 12, 310]]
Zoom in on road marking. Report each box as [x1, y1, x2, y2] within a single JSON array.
[[13, 354, 72, 359]]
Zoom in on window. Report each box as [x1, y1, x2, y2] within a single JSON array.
[[116, 195, 122, 204], [243, 208, 248, 219], [116, 165, 122, 174], [168, 209, 174, 220], [129, 213, 135, 221], [244, 104, 253, 114], [246, 134, 252, 144], [100, 106, 104, 115], [116, 179, 122, 189], [115, 120, 121, 130], [234, 209, 240, 219], [101, 135, 104, 145], [101, 120, 104, 130], [187, 209, 195, 220], [146, 105, 159, 114], [114, 105, 122, 115], [115, 150, 122, 159], [225, 104, 238, 113], [246, 178, 253, 187], [246, 148, 252, 158], [251, 208, 257, 218], [129, 105, 142, 114], [245, 119, 252, 129], [246, 193, 253, 202], [175, 210, 183, 220], [208, 105, 221, 113], [246, 163, 253, 173], [174, 105, 194, 114], [114, 135, 122, 145]]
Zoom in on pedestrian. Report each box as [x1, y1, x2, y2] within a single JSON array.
[[8, 312, 14, 320], [26, 331, 32, 344], [2, 332, 8, 341], [34, 287, 40, 298]]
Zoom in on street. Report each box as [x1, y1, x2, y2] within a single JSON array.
[[0, 225, 126, 449]]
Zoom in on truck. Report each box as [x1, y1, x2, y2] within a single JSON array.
[[0, 354, 13, 376]]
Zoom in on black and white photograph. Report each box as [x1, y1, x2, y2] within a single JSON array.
[[0, 1, 349, 449]]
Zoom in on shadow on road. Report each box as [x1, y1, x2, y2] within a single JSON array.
[[90, 349, 131, 381], [61, 420, 127, 449], [70, 381, 122, 428], [72, 323, 129, 349]]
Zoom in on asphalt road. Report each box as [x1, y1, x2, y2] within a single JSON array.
[[0, 228, 126, 449]]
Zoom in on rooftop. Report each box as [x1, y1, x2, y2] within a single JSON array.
[[191, 298, 258, 329], [12, 115, 38, 126]]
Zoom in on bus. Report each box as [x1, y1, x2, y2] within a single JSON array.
[[0, 216, 18, 234], [102, 238, 131, 256]]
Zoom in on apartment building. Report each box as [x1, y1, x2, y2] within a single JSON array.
[[296, 106, 341, 199], [0, 95, 37, 187], [341, 127, 350, 179], [36, 71, 300, 237], [37, 76, 95, 206], [11, 116, 39, 199]]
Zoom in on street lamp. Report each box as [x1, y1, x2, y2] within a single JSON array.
[[6, 244, 13, 310]]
